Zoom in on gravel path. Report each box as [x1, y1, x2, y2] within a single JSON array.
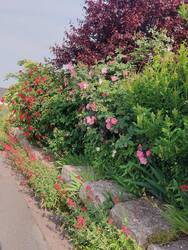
[[0, 153, 72, 250]]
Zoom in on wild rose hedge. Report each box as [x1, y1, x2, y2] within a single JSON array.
[[6, 45, 188, 206]]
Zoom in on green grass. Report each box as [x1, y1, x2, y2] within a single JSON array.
[[57, 153, 104, 182]]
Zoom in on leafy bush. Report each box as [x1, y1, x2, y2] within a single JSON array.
[[6, 42, 188, 206], [178, 2, 188, 24], [51, 0, 188, 67]]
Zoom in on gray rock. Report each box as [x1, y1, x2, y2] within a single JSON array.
[[79, 180, 134, 208], [61, 165, 83, 184], [148, 239, 188, 250], [110, 198, 175, 248]]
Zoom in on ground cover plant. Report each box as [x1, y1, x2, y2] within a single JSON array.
[[0, 112, 140, 250]]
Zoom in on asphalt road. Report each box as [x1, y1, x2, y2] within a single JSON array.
[[0, 154, 49, 250]]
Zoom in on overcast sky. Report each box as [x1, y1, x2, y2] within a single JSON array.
[[0, 0, 85, 87]]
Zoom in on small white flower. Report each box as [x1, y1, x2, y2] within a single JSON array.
[[112, 150, 117, 158], [96, 147, 100, 152], [99, 79, 103, 85]]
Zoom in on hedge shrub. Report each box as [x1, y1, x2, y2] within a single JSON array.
[[6, 44, 188, 206]]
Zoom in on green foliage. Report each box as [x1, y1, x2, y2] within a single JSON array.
[[131, 28, 173, 68], [164, 205, 188, 236], [0, 131, 139, 250], [0, 104, 9, 147], [5, 33, 188, 208], [178, 3, 188, 24]]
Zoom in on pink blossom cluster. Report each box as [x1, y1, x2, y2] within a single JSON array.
[[86, 102, 96, 111], [66, 63, 76, 77], [105, 117, 118, 130], [101, 66, 108, 75], [111, 76, 119, 82], [136, 144, 151, 165], [86, 116, 96, 125], [78, 82, 89, 90]]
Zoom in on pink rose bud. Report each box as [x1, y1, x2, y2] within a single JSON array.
[[111, 76, 119, 82], [78, 82, 89, 90], [101, 66, 108, 75], [110, 117, 118, 125], [146, 150, 151, 157], [86, 116, 96, 125]]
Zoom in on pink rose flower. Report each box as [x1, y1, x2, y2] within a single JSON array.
[[136, 144, 150, 165], [86, 102, 97, 111], [78, 82, 89, 90], [101, 66, 108, 75], [110, 117, 118, 125], [105, 117, 118, 130], [106, 122, 112, 130], [111, 76, 119, 82], [146, 150, 151, 157], [86, 116, 96, 125], [67, 63, 76, 77]]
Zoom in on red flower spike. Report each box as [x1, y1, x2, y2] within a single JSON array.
[[4, 144, 12, 151], [180, 185, 188, 192], [57, 175, 64, 183], [85, 184, 92, 191], [121, 225, 131, 237], [108, 217, 113, 225], [81, 207, 87, 212], [66, 198, 77, 208], [54, 183, 61, 191], [75, 215, 86, 229]]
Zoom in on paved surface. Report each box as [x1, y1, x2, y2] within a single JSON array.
[[0, 154, 49, 250]]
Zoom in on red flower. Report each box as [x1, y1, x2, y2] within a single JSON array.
[[4, 144, 12, 151], [85, 184, 92, 191], [34, 111, 41, 118], [27, 170, 33, 178], [81, 207, 87, 212], [36, 89, 43, 95], [75, 216, 86, 229], [20, 113, 25, 121], [28, 126, 33, 132], [121, 225, 131, 237], [180, 185, 188, 192], [30, 153, 36, 161], [34, 76, 41, 85], [23, 132, 30, 137], [0, 97, 5, 103], [57, 175, 64, 183], [67, 198, 76, 208], [108, 217, 113, 225], [54, 182, 61, 191], [28, 69, 33, 76]]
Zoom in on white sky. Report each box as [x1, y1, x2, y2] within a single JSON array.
[[0, 0, 85, 87]]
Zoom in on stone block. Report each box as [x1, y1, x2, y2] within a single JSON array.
[[79, 180, 134, 208], [110, 198, 175, 248], [148, 238, 188, 250]]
